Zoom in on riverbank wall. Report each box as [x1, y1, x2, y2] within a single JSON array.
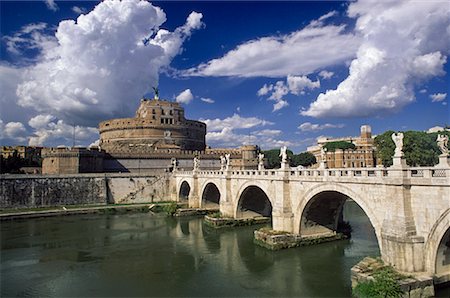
[[0, 173, 171, 208]]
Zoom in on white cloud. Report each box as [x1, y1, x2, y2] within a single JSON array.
[[318, 70, 334, 79], [254, 129, 282, 137], [302, 1, 450, 118], [258, 75, 320, 111], [200, 114, 289, 149], [419, 89, 427, 94], [287, 75, 320, 95], [200, 97, 214, 104], [72, 6, 87, 14], [184, 11, 360, 77], [2, 0, 203, 130], [205, 127, 292, 149], [0, 119, 27, 143], [45, 0, 58, 11], [3, 23, 56, 59], [430, 93, 447, 102], [27, 114, 98, 146], [175, 89, 194, 104], [200, 114, 273, 132], [298, 122, 345, 132]]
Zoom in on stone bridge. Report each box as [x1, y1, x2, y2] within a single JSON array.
[[171, 165, 450, 283]]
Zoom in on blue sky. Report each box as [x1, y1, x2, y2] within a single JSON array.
[[0, 0, 449, 152]]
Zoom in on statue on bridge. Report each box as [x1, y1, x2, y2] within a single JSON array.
[[279, 146, 288, 163], [258, 153, 265, 170], [391, 132, 404, 157], [225, 153, 231, 171], [193, 156, 200, 171], [171, 157, 178, 172], [437, 134, 448, 156], [220, 155, 226, 171]]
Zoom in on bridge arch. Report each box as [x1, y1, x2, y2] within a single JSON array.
[[424, 208, 450, 278], [294, 183, 382, 248], [201, 182, 221, 208], [234, 182, 273, 219], [178, 180, 191, 201]]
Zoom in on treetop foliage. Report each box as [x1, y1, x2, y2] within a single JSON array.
[[261, 149, 316, 169], [374, 130, 450, 167], [323, 141, 356, 152]]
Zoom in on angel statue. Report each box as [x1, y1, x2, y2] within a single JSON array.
[[391, 132, 404, 157], [279, 146, 288, 163], [193, 156, 200, 171], [225, 153, 231, 170], [437, 134, 449, 155], [220, 155, 226, 171]]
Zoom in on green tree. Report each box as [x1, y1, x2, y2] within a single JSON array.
[[291, 152, 316, 167], [323, 141, 356, 152], [375, 130, 450, 167], [262, 149, 294, 169], [353, 267, 404, 298], [262, 149, 317, 168]]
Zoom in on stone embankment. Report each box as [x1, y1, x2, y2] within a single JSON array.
[[0, 173, 170, 209]]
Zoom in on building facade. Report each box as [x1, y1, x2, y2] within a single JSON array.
[[307, 125, 379, 168], [41, 97, 259, 174], [99, 98, 206, 153]]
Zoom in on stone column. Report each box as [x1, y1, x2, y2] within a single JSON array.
[[272, 171, 294, 233], [189, 174, 200, 208], [220, 172, 234, 217], [380, 184, 425, 273]]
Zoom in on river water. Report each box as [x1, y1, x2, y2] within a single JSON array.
[[1, 202, 448, 297]]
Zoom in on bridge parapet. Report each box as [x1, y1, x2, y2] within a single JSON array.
[[173, 166, 450, 186]]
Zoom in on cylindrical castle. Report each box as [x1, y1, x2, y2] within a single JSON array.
[[99, 98, 206, 153]]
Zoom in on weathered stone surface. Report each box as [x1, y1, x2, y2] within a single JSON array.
[[351, 257, 435, 298], [254, 228, 346, 250], [0, 173, 170, 208]]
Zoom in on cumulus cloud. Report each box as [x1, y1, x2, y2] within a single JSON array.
[[200, 114, 290, 149], [175, 89, 194, 104], [298, 122, 345, 132], [258, 75, 320, 111], [200, 97, 214, 104], [0, 119, 28, 143], [3, 0, 203, 131], [430, 93, 447, 102], [3, 23, 56, 60], [28, 114, 98, 146], [184, 11, 359, 77], [302, 1, 450, 118], [200, 114, 273, 132], [318, 70, 334, 79]]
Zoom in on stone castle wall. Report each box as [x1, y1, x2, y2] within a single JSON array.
[[99, 98, 206, 152], [0, 173, 170, 208]]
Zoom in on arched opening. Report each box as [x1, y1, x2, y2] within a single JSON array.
[[436, 227, 450, 278], [201, 183, 220, 208], [237, 186, 272, 219], [179, 181, 190, 201], [300, 191, 347, 237], [300, 191, 380, 255]]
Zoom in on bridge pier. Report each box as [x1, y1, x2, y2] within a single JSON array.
[[381, 234, 425, 273]]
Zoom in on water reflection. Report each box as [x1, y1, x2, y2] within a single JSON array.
[[1, 203, 447, 297]]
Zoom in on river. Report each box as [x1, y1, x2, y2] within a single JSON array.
[[1, 201, 449, 297]]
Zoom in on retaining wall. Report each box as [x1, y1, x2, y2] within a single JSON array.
[[0, 173, 170, 208]]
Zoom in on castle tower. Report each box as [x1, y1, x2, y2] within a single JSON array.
[[99, 97, 206, 153], [360, 125, 372, 139]]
